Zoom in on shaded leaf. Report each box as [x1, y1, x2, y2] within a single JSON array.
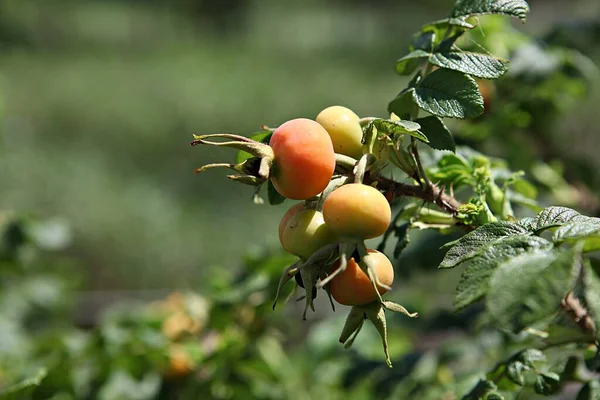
[[429, 50, 509, 79], [393, 222, 411, 259], [462, 379, 504, 400], [534, 372, 561, 395], [267, 181, 286, 205], [487, 249, 581, 333], [452, 0, 530, 22], [421, 18, 475, 41], [395, 50, 429, 75], [411, 31, 436, 52], [440, 221, 530, 268], [454, 235, 553, 311], [577, 380, 600, 400], [415, 116, 456, 152]]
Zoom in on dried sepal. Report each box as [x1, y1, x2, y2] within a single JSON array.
[[190, 133, 274, 181]]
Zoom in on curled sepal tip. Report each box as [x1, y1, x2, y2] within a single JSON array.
[[382, 300, 419, 318], [190, 133, 275, 181]]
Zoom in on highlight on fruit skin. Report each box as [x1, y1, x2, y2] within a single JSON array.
[[269, 118, 336, 200], [316, 105, 364, 159], [323, 183, 392, 239], [329, 249, 394, 306]]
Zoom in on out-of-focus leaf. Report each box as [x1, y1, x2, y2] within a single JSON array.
[[577, 380, 600, 400], [583, 264, 600, 341], [461, 379, 504, 399], [0, 368, 47, 400], [534, 372, 561, 395], [487, 248, 580, 333], [97, 371, 160, 400]]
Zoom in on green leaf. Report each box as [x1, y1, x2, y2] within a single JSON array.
[[454, 235, 553, 311], [415, 116, 456, 152], [534, 372, 561, 396], [577, 380, 600, 400], [235, 131, 273, 163], [440, 221, 530, 268], [506, 361, 526, 386], [267, 181, 286, 205], [393, 222, 411, 259], [411, 31, 436, 52], [395, 50, 429, 75], [404, 69, 484, 119], [553, 217, 600, 252], [461, 379, 504, 400], [583, 264, 600, 341], [388, 90, 419, 120], [421, 18, 475, 41], [429, 50, 509, 79], [451, 0, 530, 22], [487, 248, 581, 333], [0, 368, 47, 400], [521, 206, 586, 232], [371, 118, 429, 143]]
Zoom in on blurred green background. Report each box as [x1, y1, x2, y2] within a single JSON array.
[[1, 0, 598, 291]]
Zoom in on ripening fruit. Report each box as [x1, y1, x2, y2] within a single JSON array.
[[269, 118, 335, 200], [316, 105, 364, 159], [281, 209, 337, 259], [323, 183, 391, 239], [278, 203, 305, 252], [329, 250, 394, 306]]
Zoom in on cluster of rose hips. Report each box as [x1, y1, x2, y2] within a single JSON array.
[[191, 106, 417, 366]]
